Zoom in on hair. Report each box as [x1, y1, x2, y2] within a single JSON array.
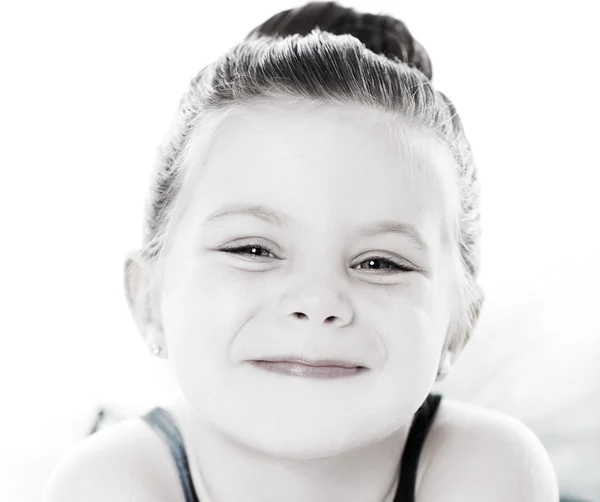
[[136, 1, 484, 355]]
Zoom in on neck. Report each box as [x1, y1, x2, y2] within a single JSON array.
[[172, 398, 412, 502]]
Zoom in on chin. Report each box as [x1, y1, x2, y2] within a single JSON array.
[[179, 369, 426, 458], [209, 394, 407, 460], [231, 416, 386, 459]]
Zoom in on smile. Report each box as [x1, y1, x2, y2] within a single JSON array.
[[248, 360, 368, 378]]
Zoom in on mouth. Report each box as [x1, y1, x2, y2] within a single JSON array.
[[248, 357, 368, 379]]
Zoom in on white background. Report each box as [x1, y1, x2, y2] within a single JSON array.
[[1, 0, 599, 500]]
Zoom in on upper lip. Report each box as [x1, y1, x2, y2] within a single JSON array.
[[252, 356, 365, 368]]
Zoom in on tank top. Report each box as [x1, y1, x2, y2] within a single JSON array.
[[140, 393, 442, 502]]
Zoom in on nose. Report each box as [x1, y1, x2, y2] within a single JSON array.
[[278, 286, 353, 327]]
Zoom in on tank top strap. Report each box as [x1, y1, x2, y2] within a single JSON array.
[[394, 393, 443, 501], [141, 407, 200, 502], [141, 394, 442, 502]]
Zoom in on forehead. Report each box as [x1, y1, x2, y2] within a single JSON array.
[[180, 100, 457, 241]]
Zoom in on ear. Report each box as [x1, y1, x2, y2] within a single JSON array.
[[437, 287, 485, 381], [436, 322, 474, 382], [434, 337, 452, 382], [123, 249, 166, 352], [451, 284, 484, 360]]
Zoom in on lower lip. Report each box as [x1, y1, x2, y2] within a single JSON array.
[[249, 361, 366, 378]]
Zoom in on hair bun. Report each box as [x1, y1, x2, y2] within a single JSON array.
[[245, 1, 433, 80]]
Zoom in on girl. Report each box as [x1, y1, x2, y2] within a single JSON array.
[[44, 2, 561, 501]]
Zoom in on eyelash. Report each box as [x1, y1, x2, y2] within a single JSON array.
[[220, 243, 414, 273]]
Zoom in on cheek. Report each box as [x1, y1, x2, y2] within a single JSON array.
[[372, 279, 447, 375], [160, 263, 256, 376], [160, 282, 242, 412], [362, 299, 441, 425], [384, 302, 440, 365]]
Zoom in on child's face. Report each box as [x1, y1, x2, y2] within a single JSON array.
[[158, 102, 457, 458]]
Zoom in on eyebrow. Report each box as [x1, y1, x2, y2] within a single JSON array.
[[358, 221, 429, 252], [203, 204, 289, 227], [202, 204, 429, 253]]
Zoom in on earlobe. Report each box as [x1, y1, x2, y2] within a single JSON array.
[[146, 326, 168, 359], [436, 351, 452, 381]]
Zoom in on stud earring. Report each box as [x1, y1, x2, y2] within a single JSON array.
[[150, 343, 162, 357], [436, 367, 449, 380]]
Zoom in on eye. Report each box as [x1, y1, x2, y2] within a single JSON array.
[[219, 243, 276, 260], [220, 243, 414, 274], [355, 256, 414, 274]]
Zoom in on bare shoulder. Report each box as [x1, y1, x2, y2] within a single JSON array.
[[417, 397, 560, 502], [43, 416, 183, 502]]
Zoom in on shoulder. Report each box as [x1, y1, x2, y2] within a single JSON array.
[[417, 397, 560, 502], [43, 415, 184, 502]]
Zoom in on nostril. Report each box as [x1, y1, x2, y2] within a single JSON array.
[[293, 312, 308, 319]]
